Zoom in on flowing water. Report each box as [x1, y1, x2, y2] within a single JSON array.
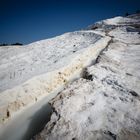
[[0, 91, 60, 140]]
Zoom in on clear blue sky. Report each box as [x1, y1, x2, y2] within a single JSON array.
[[0, 0, 140, 44]]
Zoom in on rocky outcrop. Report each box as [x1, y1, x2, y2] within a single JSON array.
[[35, 14, 140, 140]]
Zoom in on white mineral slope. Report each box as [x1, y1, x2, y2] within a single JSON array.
[[0, 31, 111, 124], [102, 16, 139, 25], [35, 15, 140, 140], [87, 14, 140, 34], [0, 31, 102, 92]]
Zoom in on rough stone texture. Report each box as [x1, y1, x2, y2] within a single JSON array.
[[35, 14, 140, 140], [0, 30, 111, 124]]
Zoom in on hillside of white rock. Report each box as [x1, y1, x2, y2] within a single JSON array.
[[0, 31, 110, 124], [35, 14, 140, 140], [0, 14, 140, 140]]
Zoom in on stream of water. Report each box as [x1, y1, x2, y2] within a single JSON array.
[[0, 91, 60, 140]]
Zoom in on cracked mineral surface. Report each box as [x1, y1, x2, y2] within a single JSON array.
[[35, 14, 140, 140], [0, 14, 140, 140]]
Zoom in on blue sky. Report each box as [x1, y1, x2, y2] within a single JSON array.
[[0, 0, 140, 44]]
